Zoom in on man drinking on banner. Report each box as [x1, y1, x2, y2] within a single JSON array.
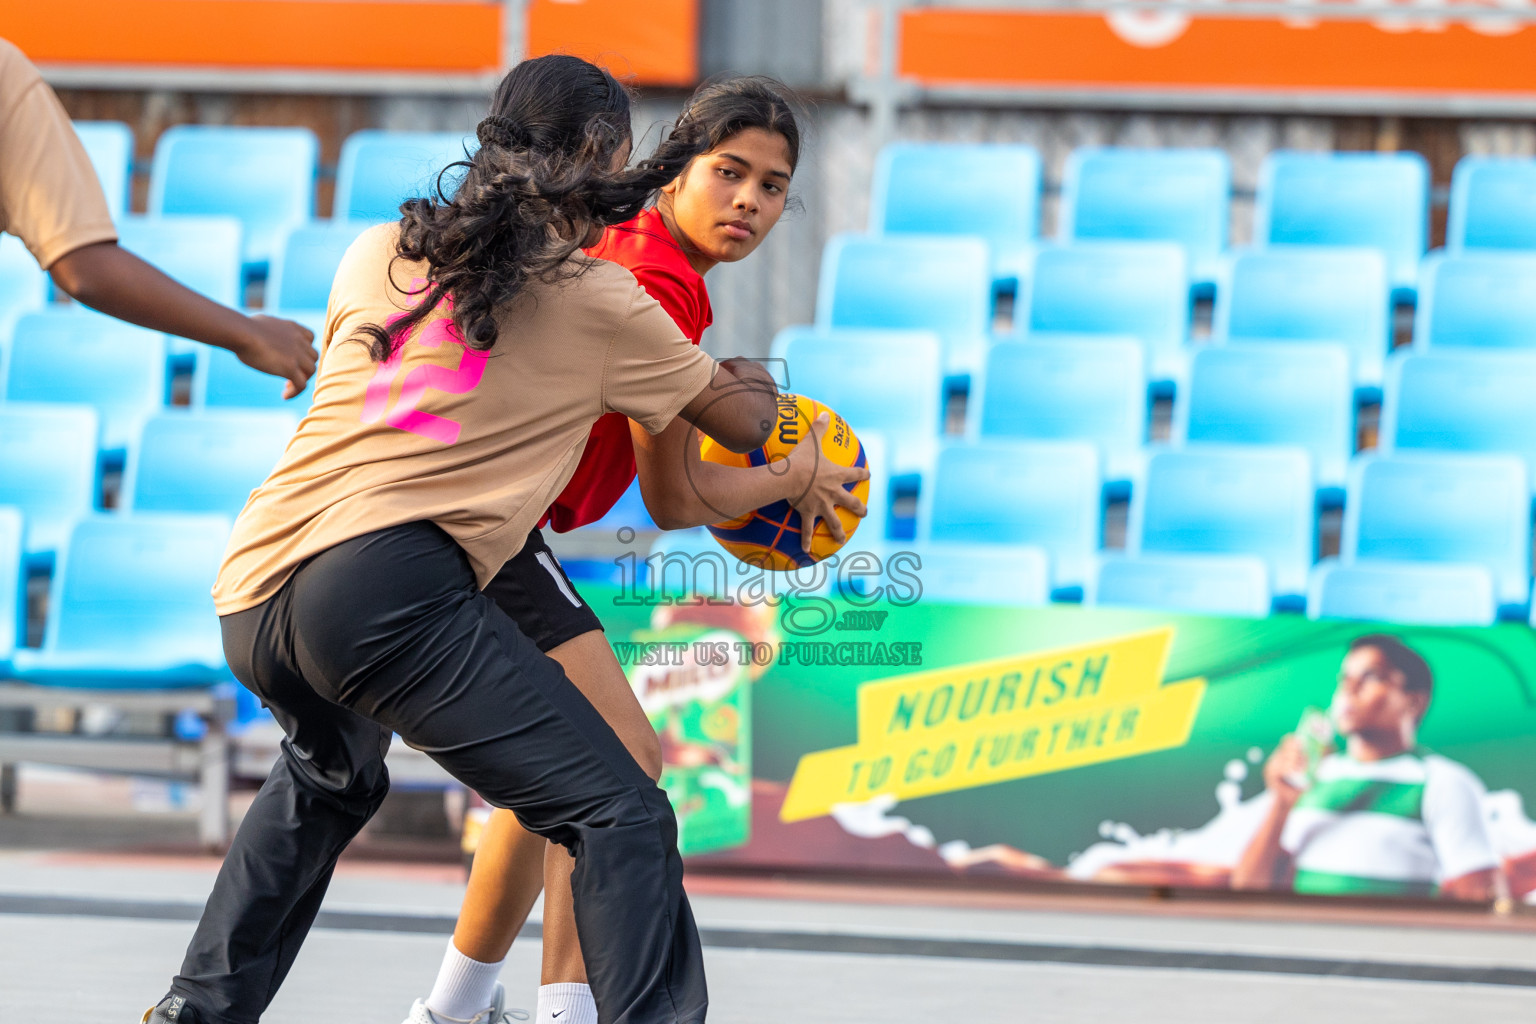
[[1232, 634, 1500, 900]]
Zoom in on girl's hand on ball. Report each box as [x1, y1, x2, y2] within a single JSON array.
[[787, 412, 871, 544]]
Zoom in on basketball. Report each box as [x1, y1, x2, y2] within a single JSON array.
[[698, 393, 868, 570]]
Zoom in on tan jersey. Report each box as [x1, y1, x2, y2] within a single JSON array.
[[213, 223, 718, 615], [0, 38, 116, 268]]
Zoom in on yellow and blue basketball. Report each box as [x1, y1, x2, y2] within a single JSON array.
[[699, 393, 868, 571]]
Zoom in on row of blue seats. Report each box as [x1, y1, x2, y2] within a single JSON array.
[[0, 405, 294, 560], [0, 217, 361, 319], [570, 422, 1533, 619], [649, 528, 1505, 628], [0, 310, 312, 442], [778, 328, 1536, 496], [917, 441, 1530, 614], [7, 379, 1527, 617], [51, 127, 1535, 328], [5, 313, 1534, 608], [8, 303, 1532, 526], [817, 235, 1536, 386], [71, 122, 471, 273], [77, 124, 1536, 297], [874, 144, 1536, 293], [0, 506, 1500, 703]]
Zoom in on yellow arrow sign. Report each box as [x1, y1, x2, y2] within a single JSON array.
[[781, 627, 1206, 822]]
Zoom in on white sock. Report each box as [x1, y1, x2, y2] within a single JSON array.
[[536, 983, 597, 1024], [425, 940, 505, 1022]]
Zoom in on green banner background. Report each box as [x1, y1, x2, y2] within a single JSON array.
[[590, 583, 1536, 893]]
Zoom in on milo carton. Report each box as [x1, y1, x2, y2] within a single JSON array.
[[623, 623, 753, 857]]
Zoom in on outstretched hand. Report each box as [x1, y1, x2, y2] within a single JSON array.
[[237, 314, 319, 400], [787, 411, 870, 546]]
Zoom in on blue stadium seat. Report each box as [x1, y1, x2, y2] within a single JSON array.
[[1090, 554, 1272, 618], [816, 233, 992, 378], [869, 142, 1040, 278], [0, 404, 99, 558], [863, 540, 1050, 607], [1343, 452, 1530, 612], [0, 234, 48, 331], [1447, 157, 1536, 252], [1215, 247, 1391, 392], [0, 507, 23, 672], [73, 120, 134, 221], [267, 220, 370, 311], [335, 130, 475, 223], [1255, 151, 1429, 292], [1308, 558, 1497, 627], [1414, 251, 1536, 351], [1061, 147, 1230, 287], [11, 514, 232, 687], [1382, 349, 1536, 485], [1177, 342, 1354, 494], [919, 440, 1100, 596], [773, 327, 942, 476], [1130, 445, 1315, 602], [973, 335, 1146, 487], [192, 317, 320, 411], [125, 411, 296, 517], [116, 215, 243, 308], [850, 430, 892, 545], [1021, 243, 1189, 386], [4, 311, 166, 450], [149, 125, 318, 273]]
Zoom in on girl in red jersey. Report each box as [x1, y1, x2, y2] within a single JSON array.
[[403, 78, 866, 1024]]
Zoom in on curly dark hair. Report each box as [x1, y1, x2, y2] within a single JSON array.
[[671, 74, 804, 173], [359, 54, 709, 361]]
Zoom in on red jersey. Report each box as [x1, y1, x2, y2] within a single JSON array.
[[538, 207, 712, 532]]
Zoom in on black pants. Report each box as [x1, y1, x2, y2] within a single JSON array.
[[484, 527, 605, 653], [169, 522, 706, 1024]]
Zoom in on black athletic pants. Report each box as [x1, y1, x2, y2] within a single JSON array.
[[167, 521, 706, 1024]]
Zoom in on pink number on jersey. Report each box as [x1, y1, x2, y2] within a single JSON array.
[[360, 283, 487, 446]]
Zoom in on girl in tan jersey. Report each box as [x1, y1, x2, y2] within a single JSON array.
[[140, 55, 776, 1024], [406, 78, 869, 1024]]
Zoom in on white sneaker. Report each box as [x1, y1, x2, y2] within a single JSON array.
[[400, 983, 529, 1024]]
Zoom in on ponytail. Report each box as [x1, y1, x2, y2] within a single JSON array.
[[359, 55, 709, 362]]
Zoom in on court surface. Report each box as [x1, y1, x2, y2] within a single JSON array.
[[3, 847, 1535, 1024]]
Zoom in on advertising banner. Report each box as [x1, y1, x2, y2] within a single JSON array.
[[898, 4, 1536, 106], [4, 1, 503, 75], [596, 561, 1536, 903]]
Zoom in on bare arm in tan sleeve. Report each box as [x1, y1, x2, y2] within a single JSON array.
[[49, 244, 318, 399], [0, 42, 317, 398], [675, 357, 778, 454], [630, 409, 868, 535], [603, 291, 777, 455]]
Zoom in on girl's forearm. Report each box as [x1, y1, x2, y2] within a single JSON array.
[[653, 457, 807, 530], [50, 242, 254, 354], [635, 416, 812, 530]]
